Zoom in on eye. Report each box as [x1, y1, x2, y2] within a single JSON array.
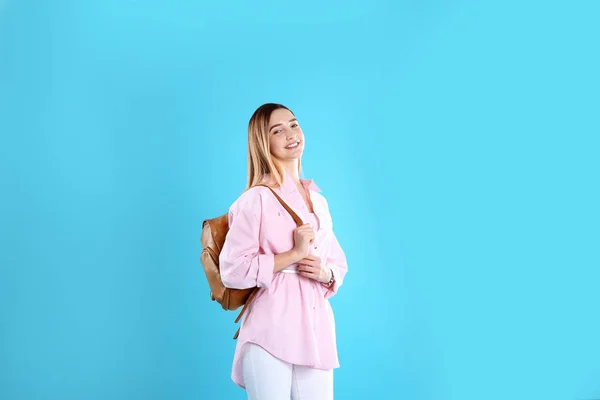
[[291, 123, 299, 128], [273, 129, 282, 134]]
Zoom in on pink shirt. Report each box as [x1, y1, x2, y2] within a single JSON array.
[[219, 176, 348, 388]]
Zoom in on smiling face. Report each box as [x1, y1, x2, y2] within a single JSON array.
[[267, 107, 305, 163], [246, 103, 305, 189]]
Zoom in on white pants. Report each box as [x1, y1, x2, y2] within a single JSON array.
[[242, 343, 334, 400]]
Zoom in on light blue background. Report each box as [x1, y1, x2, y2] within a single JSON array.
[[1, 1, 599, 399]]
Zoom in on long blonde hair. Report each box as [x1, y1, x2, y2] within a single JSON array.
[[246, 103, 302, 190]]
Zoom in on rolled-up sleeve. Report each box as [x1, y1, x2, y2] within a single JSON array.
[[219, 190, 274, 290], [322, 231, 348, 299]]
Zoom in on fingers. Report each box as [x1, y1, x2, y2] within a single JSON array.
[[298, 230, 315, 242], [296, 224, 315, 233], [297, 264, 319, 273], [299, 271, 319, 280], [300, 254, 321, 263], [298, 257, 320, 267], [298, 268, 319, 278], [298, 266, 325, 282], [294, 223, 316, 249]]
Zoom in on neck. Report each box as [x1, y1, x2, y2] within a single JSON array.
[[280, 160, 300, 184]]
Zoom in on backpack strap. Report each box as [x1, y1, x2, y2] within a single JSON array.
[[256, 184, 304, 227], [232, 184, 304, 339]]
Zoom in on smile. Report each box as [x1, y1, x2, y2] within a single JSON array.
[[285, 141, 300, 149]]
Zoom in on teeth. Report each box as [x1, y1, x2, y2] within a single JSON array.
[[286, 142, 299, 149]]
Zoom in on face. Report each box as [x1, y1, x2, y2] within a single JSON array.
[[267, 108, 304, 162]]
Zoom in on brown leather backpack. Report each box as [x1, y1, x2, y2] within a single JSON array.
[[199, 185, 303, 339]]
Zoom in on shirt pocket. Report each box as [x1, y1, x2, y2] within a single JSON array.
[[261, 205, 298, 250]]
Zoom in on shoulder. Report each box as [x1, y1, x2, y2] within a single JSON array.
[[229, 185, 273, 214], [310, 190, 331, 211], [301, 178, 329, 207]]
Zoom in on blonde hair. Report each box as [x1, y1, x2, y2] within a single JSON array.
[[246, 103, 302, 190]]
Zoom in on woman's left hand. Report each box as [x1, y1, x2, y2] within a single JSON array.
[[297, 255, 332, 284]]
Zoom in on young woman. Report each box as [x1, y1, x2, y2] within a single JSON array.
[[219, 103, 348, 400]]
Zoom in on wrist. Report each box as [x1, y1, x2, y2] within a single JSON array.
[[322, 267, 334, 286], [274, 249, 303, 273], [289, 248, 304, 264]]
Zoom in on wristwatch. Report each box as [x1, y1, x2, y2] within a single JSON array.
[[324, 268, 335, 287]]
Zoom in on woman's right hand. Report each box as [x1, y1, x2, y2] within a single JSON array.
[[292, 223, 315, 259]]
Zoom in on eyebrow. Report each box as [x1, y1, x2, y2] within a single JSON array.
[[269, 118, 297, 132]]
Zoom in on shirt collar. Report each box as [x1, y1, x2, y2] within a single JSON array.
[[259, 174, 321, 193], [299, 178, 321, 193]]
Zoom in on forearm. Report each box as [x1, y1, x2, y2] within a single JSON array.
[[274, 250, 302, 273]]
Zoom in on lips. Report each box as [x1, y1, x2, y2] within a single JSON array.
[[285, 141, 300, 149]]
